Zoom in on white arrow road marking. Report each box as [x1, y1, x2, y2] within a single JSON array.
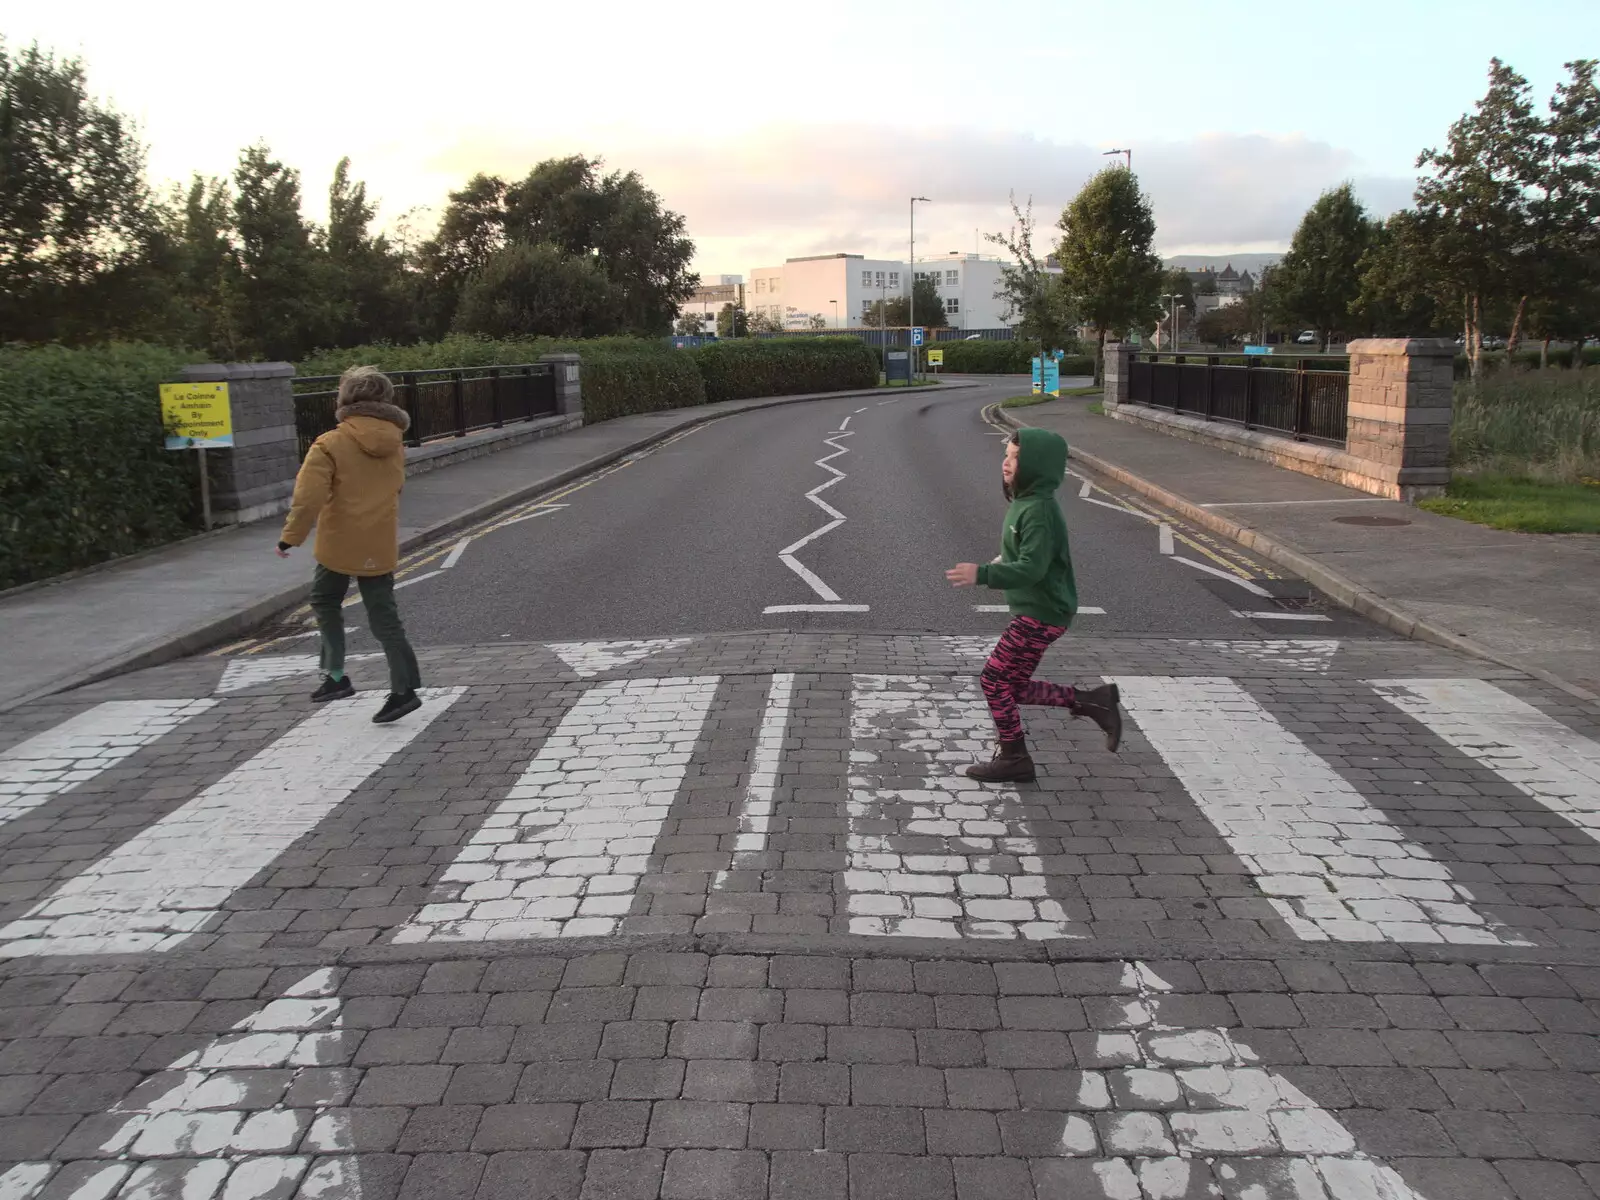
[[440, 536, 472, 569], [0, 700, 216, 829], [845, 674, 1089, 940], [1114, 676, 1527, 945], [0, 968, 361, 1200], [0, 689, 465, 958], [777, 429, 859, 605], [395, 676, 720, 943], [216, 654, 382, 695], [392, 569, 443, 590], [1372, 678, 1600, 840], [1033, 961, 1439, 1200], [1172, 554, 1274, 595], [545, 638, 694, 678]]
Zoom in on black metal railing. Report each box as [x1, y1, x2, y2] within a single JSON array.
[[293, 364, 559, 459], [1127, 353, 1349, 446]]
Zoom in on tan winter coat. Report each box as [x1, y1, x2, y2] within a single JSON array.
[[280, 400, 409, 577]]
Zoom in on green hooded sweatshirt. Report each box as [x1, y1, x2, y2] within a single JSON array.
[[975, 427, 1079, 627]]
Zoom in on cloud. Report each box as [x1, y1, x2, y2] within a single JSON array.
[[419, 124, 1416, 274]]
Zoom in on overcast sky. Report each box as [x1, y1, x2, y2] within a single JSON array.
[[14, 0, 1598, 278]]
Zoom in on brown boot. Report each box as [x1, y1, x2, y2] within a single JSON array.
[[1070, 683, 1123, 752], [966, 738, 1036, 783]]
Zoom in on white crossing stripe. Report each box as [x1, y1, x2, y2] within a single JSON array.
[[0, 700, 216, 828], [1373, 678, 1600, 838], [0, 689, 464, 958], [217, 653, 382, 695], [1180, 639, 1341, 673], [0, 968, 362, 1200], [729, 673, 796, 864], [1037, 961, 1437, 1200], [545, 638, 693, 677], [395, 676, 719, 944], [845, 675, 1087, 941], [974, 605, 1106, 614], [1114, 676, 1525, 945]]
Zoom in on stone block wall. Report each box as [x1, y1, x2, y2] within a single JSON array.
[[1103, 343, 1133, 408], [177, 362, 298, 525], [541, 353, 583, 419], [1344, 338, 1454, 500]]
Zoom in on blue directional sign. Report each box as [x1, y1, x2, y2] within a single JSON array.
[[911, 327, 924, 347]]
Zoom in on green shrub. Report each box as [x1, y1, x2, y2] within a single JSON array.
[[689, 338, 877, 402], [580, 349, 705, 422], [0, 343, 199, 589], [936, 340, 1031, 373]]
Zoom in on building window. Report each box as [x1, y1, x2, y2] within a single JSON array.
[[862, 300, 874, 315], [945, 297, 960, 314], [874, 271, 884, 287], [946, 270, 959, 285], [862, 271, 872, 286], [889, 272, 899, 287], [770, 279, 779, 293], [755, 279, 766, 293]]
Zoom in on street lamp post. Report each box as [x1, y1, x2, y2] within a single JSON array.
[[1104, 147, 1132, 171], [1162, 293, 1183, 351], [910, 196, 930, 378], [831, 299, 839, 331]]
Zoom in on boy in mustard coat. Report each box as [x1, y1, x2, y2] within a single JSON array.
[[277, 366, 423, 723]]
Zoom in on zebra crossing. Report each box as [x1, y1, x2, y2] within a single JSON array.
[[2, 640, 1599, 958]]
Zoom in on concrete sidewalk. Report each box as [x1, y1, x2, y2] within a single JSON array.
[[0, 384, 964, 713], [999, 391, 1600, 700]]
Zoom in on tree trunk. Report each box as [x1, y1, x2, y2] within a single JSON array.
[[1506, 294, 1527, 355], [1574, 336, 1588, 371], [1541, 337, 1551, 370], [1469, 293, 1483, 383], [1095, 327, 1107, 384]]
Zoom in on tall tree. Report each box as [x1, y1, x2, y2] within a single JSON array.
[[326, 157, 413, 347], [988, 194, 1074, 357], [1352, 210, 1446, 337], [715, 302, 748, 338], [1526, 60, 1600, 366], [453, 241, 616, 338], [1269, 184, 1375, 350], [862, 276, 950, 328], [420, 155, 697, 338], [1055, 167, 1164, 378], [231, 143, 332, 359], [0, 41, 154, 342], [1414, 58, 1541, 379]]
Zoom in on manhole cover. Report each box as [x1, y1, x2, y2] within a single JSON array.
[[1333, 515, 1412, 527]]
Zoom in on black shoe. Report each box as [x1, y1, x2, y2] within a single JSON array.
[[1070, 683, 1123, 752], [310, 675, 354, 703], [373, 690, 421, 724], [966, 738, 1036, 783]]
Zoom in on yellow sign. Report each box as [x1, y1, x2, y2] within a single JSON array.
[[160, 382, 234, 450], [926, 349, 944, 366]]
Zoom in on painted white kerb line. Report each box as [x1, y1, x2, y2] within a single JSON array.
[[395, 676, 720, 944], [0, 968, 363, 1200], [0, 699, 216, 829], [1372, 678, 1600, 840], [775, 429, 859, 606], [1114, 675, 1526, 946], [720, 673, 797, 882], [0, 689, 465, 958]]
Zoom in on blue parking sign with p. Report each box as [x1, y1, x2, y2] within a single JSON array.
[[911, 328, 924, 347]]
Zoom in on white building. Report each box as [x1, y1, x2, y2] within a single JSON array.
[[744, 251, 1031, 332], [677, 276, 744, 332]]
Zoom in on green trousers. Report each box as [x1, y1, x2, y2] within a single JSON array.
[[309, 565, 422, 695]]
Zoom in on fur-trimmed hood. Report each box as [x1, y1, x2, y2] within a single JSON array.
[[336, 399, 411, 431], [336, 400, 409, 459]]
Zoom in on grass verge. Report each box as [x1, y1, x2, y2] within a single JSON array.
[[1417, 475, 1600, 534], [1001, 387, 1101, 410]]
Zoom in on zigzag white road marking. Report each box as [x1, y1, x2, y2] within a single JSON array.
[[776, 427, 858, 605], [0, 968, 361, 1200]]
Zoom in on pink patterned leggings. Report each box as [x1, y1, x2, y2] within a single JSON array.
[[980, 615, 1075, 741]]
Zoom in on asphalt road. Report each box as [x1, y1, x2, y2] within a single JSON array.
[[335, 377, 1386, 649]]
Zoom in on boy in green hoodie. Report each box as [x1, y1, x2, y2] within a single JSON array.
[[946, 427, 1123, 783]]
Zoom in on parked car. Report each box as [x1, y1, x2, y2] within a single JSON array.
[[1482, 335, 1507, 350], [1294, 330, 1317, 345]]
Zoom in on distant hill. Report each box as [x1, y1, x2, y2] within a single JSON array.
[[1163, 253, 1283, 274]]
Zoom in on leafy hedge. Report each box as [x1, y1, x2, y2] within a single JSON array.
[[930, 340, 1094, 376], [581, 350, 705, 422], [688, 337, 878, 403], [0, 344, 199, 590]]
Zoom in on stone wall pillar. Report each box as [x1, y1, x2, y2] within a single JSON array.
[[176, 362, 299, 525], [1344, 338, 1455, 500], [1102, 342, 1133, 409], [540, 353, 583, 420]]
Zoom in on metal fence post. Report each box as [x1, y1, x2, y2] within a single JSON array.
[[1204, 355, 1216, 421], [490, 367, 503, 428], [452, 371, 467, 438], [1293, 358, 1309, 439], [402, 373, 422, 447], [1244, 357, 1258, 429]]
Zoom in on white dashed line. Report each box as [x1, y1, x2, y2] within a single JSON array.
[[1159, 523, 1175, 555], [441, 536, 472, 569], [764, 604, 872, 614]]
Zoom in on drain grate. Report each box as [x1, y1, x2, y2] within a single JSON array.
[[1269, 595, 1326, 612]]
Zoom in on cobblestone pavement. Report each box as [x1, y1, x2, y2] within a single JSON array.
[[3, 633, 1600, 1197]]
